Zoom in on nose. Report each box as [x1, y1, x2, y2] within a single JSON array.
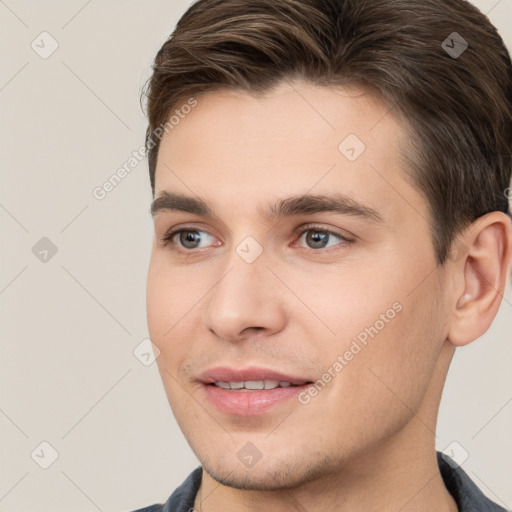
[[201, 250, 288, 343]]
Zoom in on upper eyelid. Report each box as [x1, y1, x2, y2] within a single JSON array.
[[163, 224, 347, 239], [161, 222, 213, 237], [163, 227, 214, 243], [293, 228, 350, 249], [295, 225, 350, 238]]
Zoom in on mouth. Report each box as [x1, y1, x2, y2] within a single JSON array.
[[210, 380, 305, 391], [199, 367, 314, 416]]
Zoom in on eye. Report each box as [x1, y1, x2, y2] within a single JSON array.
[[296, 228, 348, 250], [161, 229, 218, 250]]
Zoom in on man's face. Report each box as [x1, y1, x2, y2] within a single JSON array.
[[147, 81, 451, 489]]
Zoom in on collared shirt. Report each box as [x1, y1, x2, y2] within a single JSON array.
[[131, 453, 507, 512]]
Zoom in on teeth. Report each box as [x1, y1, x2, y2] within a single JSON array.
[[246, 380, 265, 390], [213, 380, 296, 390]]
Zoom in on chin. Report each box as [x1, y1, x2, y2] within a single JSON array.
[[199, 453, 334, 491]]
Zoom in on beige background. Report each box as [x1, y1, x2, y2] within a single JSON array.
[[0, 1, 511, 511]]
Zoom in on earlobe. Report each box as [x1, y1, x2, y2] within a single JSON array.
[[447, 212, 512, 347]]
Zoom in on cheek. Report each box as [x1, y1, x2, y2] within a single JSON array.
[[289, 261, 402, 346], [340, 283, 443, 419], [146, 253, 200, 339], [301, 256, 444, 400], [146, 258, 195, 373]]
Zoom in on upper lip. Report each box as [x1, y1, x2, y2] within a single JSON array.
[[199, 366, 312, 385]]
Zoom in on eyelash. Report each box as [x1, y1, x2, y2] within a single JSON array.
[[159, 224, 353, 253], [294, 225, 352, 251], [160, 225, 216, 251]]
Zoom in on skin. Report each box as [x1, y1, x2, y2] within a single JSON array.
[[146, 80, 512, 512]]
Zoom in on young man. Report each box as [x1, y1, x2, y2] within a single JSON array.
[[134, 0, 512, 510]]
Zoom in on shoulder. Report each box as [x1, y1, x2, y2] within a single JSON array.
[[129, 466, 202, 512], [437, 452, 507, 512]]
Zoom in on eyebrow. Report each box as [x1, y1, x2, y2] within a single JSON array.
[[151, 191, 384, 223], [151, 192, 213, 217]]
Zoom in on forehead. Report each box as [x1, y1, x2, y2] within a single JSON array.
[[153, 81, 425, 227]]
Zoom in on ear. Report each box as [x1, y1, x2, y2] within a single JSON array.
[[447, 211, 512, 347]]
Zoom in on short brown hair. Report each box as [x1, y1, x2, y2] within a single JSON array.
[[142, 0, 512, 263]]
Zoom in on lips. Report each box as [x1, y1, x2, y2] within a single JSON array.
[[199, 366, 313, 416]]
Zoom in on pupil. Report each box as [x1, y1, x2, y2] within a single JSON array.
[[181, 231, 200, 248], [307, 231, 328, 249]]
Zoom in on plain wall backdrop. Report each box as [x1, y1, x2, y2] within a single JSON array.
[[0, 1, 511, 511]]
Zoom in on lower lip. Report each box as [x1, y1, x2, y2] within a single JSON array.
[[203, 384, 309, 416]]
